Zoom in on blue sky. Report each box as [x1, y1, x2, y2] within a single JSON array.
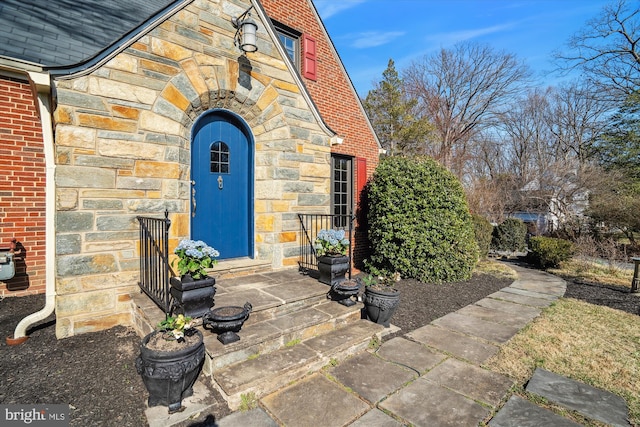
[[314, 0, 609, 96]]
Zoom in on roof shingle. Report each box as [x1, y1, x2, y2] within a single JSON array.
[[0, 0, 178, 67]]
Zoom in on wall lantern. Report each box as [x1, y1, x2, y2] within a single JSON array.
[[232, 6, 258, 53]]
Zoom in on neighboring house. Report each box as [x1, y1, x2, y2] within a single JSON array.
[[0, 0, 381, 338], [515, 174, 589, 234]]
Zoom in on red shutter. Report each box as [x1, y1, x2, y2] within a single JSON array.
[[302, 34, 317, 81], [356, 157, 367, 205]]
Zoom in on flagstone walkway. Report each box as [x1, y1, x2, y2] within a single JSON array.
[[156, 264, 632, 426]]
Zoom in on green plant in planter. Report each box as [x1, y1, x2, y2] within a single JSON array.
[[172, 239, 219, 280], [315, 229, 349, 256], [361, 269, 401, 291], [361, 265, 401, 327], [157, 314, 195, 341]]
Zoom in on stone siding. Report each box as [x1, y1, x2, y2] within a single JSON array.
[[261, 0, 381, 268], [52, 0, 332, 338]]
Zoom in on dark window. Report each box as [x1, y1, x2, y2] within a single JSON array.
[[331, 155, 353, 228], [273, 20, 301, 69], [279, 32, 297, 64], [210, 141, 230, 174]]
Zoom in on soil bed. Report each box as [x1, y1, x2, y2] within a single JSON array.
[[1, 262, 636, 426]]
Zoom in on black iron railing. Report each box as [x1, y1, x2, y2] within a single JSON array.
[[298, 213, 354, 278], [137, 210, 173, 314]]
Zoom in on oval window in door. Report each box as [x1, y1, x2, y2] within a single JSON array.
[[210, 141, 230, 174]]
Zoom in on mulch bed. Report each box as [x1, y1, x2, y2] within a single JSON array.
[[563, 277, 640, 315], [1, 262, 637, 426]]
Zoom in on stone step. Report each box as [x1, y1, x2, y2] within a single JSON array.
[[210, 319, 387, 410], [208, 258, 273, 279], [130, 268, 328, 338], [131, 268, 390, 411], [131, 291, 167, 337], [202, 299, 363, 372]]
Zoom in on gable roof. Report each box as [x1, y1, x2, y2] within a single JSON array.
[[0, 0, 182, 69], [0, 0, 337, 137]]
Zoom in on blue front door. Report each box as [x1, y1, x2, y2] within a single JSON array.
[[191, 111, 253, 259]]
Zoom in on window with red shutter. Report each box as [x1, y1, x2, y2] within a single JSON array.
[[356, 157, 367, 204], [302, 34, 317, 80]]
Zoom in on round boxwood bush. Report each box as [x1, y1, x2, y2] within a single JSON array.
[[367, 156, 478, 283], [472, 214, 493, 259], [491, 218, 527, 252], [527, 236, 574, 269]]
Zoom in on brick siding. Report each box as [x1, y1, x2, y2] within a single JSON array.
[[0, 76, 47, 296]]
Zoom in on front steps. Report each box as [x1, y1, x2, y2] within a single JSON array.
[[132, 268, 390, 411]]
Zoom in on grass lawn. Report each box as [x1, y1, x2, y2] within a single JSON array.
[[484, 261, 640, 426], [551, 258, 634, 288]]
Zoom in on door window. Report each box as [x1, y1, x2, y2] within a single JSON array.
[[210, 141, 230, 174]]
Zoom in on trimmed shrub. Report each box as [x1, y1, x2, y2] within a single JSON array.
[[472, 214, 493, 259], [367, 156, 478, 283], [527, 236, 574, 269], [491, 218, 527, 252]]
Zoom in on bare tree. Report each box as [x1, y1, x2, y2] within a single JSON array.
[[467, 84, 609, 230], [556, 0, 640, 100], [403, 41, 531, 176], [545, 81, 610, 163], [498, 88, 556, 183]]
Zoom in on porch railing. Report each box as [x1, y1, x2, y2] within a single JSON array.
[[137, 210, 173, 314], [298, 213, 355, 279]]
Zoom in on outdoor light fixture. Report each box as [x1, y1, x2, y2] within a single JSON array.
[[232, 6, 258, 53]]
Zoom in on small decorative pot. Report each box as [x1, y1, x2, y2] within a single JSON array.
[[203, 302, 252, 344], [329, 279, 361, 306], [170, 275, 216, 318], [364, 286, 400, 328], [317, 255, 349, 286], [135, 329, 205, 413]]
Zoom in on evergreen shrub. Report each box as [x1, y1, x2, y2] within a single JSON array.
[[367, 156, 478, 283], [527, 236, 574, 269], [491, 218, 527, 252], [472, 214, 493, 259]]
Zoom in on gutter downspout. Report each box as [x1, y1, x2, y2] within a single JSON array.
[[6, 71, 56, 345]]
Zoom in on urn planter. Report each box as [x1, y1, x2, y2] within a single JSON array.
[[170, 275, 216, 318], [317, 255, 349, 286], [329, 279, 361, 306], [135, 329, 205, 413], [203, 302, 252, 344], [364, 286, 400, 328]]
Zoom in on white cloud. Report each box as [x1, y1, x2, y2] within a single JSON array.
[[350, 31, 405, 48], [425, 22, 517, 47], [314, 0, 367, 19]]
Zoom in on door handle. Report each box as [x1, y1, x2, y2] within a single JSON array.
[[217, 175, 223, 190], [191, 180, 196, 217]]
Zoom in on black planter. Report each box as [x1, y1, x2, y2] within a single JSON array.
[[170, 275, 216, 318], [329, 280, 361, 306], [317, 255, 349, 286], [135, 329, 205, 413], [203, 302, 252, 344], [364, 286, 400, 328]]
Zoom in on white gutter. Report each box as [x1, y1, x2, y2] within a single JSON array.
[[6, 71, 56, 345]]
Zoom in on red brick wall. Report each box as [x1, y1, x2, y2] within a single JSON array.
[[0, 76, 47, 296], [261, 0, 379, 267]]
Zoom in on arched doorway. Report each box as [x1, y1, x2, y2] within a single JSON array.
[[191, 110, 254, 259]]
